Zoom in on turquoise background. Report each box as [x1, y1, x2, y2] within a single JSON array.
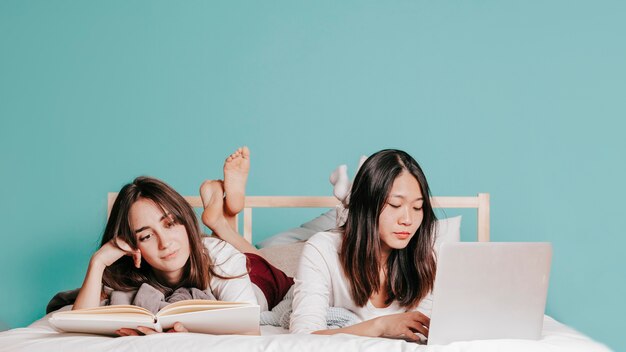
[[1, 1, 623, 350]]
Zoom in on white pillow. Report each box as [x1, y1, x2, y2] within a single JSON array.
[[433, 215, 462, 255], [258, 215, 462, 276]]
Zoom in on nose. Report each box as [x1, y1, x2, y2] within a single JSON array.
[[160, 241, 173, 250], [157, 232, 173, 250], [399, 207, 413, 226]]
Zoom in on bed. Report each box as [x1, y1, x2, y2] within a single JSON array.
[[0, 193, 610, 352]]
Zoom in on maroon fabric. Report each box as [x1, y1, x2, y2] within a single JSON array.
[[245, 253, 294, 310]]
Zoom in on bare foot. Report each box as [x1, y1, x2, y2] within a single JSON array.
[[199, 179, 258, 255], [223, 146, 250, 216], [199, 180, 230, 235]]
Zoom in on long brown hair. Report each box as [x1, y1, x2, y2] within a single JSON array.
[[101, 176, 222, 293], [339, 149, 437, 308]]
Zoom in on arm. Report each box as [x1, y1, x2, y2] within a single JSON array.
[[290, 241, 333, 333], [73, 239, 140, 310], [312, 311, 430, 341], [206, 239, 257, 304]]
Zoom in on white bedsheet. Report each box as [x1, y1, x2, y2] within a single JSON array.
[[0, 314, 611, 352]]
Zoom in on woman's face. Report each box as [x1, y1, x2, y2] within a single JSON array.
[[128, 198, 191, 286], [378, 171, 424, 256]]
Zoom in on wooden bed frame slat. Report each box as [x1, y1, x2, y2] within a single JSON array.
[[107, 193, 490, 243]]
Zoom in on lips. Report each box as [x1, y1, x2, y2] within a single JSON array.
[[394, 232, 411, 240], [161, 249, 179, 260]]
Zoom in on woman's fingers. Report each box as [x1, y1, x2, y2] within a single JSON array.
[[406, 311, 429, 337], [408, 311, 430, 327], [403, 328, 420, 342], [116, 328, 140, 336], [377, 312, 429, 340], [167, 322, 188, 333], [136, 326, 158, 335], [132, 249, 142, 268], [407, 320, 429, 337], [115, 237, 133, 252], [112, 237, 142, 268], [114, 324, 187, 336]]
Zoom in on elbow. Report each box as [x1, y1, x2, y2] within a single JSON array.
[[290, 327, 315, 334], [289, 315, 323, 335], [289, 319, 315, 334]]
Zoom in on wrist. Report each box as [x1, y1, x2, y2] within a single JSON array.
[[370, 317, 384, 337], [89, 255, 108, 272]]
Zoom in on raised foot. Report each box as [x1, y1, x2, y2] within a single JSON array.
[[223, 146, 250, 215], [199, 180, 227, 232]]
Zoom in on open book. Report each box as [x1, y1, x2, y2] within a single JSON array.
[[49, 300, 260, 336]]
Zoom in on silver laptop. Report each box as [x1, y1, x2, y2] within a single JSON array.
[[427, 242, 552, 345]]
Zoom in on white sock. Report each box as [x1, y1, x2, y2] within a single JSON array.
[[330, 164, 350, 202], [357, 155, 368, 171], [341, 156, 368, 206]]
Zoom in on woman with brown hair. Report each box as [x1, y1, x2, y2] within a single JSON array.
[[72, 147, 292, 335]]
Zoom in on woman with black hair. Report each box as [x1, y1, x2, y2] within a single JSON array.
[[290, 149, 436, 341]]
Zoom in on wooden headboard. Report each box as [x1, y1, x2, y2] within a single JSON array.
[[108, 193, 490, 243]]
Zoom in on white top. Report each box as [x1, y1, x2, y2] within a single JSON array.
[[290, 231, 433, 334], [203, 236, 258, 305]]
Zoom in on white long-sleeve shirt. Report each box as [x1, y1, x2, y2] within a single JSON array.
[[203, 237, 258, 305], [290, 231, 432, 334]]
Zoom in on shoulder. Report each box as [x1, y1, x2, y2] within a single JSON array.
[[306, 231, 342, 253], [203, 235, 238, 254], [307, 231, 343, 249], [202, 236, 246, 269]]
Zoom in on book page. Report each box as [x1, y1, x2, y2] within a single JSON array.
[[54, 305, 153, 316], [158, 300, 250, 317]]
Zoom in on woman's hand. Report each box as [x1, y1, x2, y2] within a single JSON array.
[[73, 237, 142, 310], [373, 311, 430, 341], [115, 323, 189, 336], [92, 237, 142, 269], [313, 311, 430, 341]]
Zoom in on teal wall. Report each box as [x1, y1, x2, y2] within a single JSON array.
[[1, 1, 623, 350]]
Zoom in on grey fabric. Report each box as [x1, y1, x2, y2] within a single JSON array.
[[47, 284, 217, 315], [259, 286, 294, 327], [260, 286, 360, 330], [133, 285, 167, 314]]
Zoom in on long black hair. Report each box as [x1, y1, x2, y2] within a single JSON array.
[[339, 149, 437, 308]]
